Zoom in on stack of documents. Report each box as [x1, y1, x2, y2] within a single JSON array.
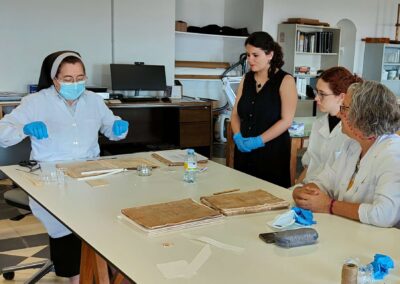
[[200, 189, 290, 216], [121, 199, 223, 234], [152, 149, 208, 166], [57, 157, 159, 179]]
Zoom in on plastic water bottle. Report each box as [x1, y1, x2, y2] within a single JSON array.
[[183, 149, 197, 183]]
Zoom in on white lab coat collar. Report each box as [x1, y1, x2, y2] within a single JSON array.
[[339, 135, 393, 200], [318, 115, 342, 138]]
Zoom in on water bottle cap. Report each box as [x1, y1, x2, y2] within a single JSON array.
[[187, 148, 195, 154]]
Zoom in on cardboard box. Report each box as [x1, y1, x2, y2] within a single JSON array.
[[175, 21, 187, 32]]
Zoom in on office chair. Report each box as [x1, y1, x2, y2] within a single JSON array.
[[0, 138, 54, 282]]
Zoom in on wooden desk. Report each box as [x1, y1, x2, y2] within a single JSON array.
[[104, 98, 213, 157], [0, 98, 213, 158], [1, 155, 399, 283], [0, 101, 20, 119]]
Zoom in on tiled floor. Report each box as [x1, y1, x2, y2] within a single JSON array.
[[0, 181, 68, 283]]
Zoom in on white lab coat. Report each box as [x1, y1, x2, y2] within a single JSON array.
[[301, 114, 349, 183], [312, 134, 400, 228], [0, 86, 127, 237]]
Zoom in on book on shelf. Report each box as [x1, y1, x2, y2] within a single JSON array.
[[296, 31, 334, 53]]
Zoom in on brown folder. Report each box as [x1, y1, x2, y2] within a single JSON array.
[[121, 198, 222, 231], [200, 189, 290, 216]]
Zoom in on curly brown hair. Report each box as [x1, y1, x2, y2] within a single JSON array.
[[319, 67, 362, 96]]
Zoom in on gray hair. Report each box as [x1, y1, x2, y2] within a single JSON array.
[[347, 81, 400, 137]]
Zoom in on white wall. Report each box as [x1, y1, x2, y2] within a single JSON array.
[[0, 0, 112, 93], [262, 0, 400, 75], [113, 0, 175, 87], [0, 0, 175, 93]]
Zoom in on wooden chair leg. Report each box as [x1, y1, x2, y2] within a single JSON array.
[[226, 120, 234, 168]]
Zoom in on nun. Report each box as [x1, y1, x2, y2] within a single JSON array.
[[0, 50, 129, 283]]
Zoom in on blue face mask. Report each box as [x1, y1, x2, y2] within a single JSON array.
[[58, 81, 86, 100]]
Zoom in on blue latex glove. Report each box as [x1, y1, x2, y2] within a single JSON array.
[[23, 121, 48, 140], [370, 254, 394, 280], [242, 135, 264, 151], [112, 120, 129, 136], [233, 132, 251, 152], [292, 207, 316, 226]]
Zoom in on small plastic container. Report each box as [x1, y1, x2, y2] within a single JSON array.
[[137, 164, 152, 176]]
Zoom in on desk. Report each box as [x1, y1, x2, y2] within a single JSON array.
[[0, 98, 213, 157], [0, 101, 20, 119], [1, 155, 399, 283], [105, 98, 212, 158], [289, 116, 317, 185]]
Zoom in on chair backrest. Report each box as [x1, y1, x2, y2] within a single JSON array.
[[0, 138, 31, 179]]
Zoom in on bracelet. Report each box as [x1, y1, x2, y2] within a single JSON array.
[[329, 199, 336, 215]]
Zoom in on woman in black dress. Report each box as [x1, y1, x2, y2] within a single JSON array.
[[231, 31, 297, 188]]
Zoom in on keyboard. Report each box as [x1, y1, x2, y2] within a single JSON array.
[[120, 97, 160, 103]]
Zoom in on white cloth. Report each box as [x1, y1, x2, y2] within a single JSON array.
[[312, 134, 400, 228], [301, 114, 349, 183], [0, 86, 127, 237]]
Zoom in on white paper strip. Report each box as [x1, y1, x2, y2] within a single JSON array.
[[182, 233, 244, 254], [157, 245, 211, 279]]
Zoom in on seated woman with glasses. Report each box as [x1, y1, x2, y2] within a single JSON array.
[[297, 67, 362, 184], [0, 51, 129, 283], [293, 81, 400, 227]]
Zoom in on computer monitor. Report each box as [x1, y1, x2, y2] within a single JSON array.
[[110, 64, 166, 91]]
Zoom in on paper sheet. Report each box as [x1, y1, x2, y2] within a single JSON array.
[[157, 245, 211, 279], [182, 233, 244, 254]]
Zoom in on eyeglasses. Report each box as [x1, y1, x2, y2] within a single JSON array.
[[339, 105, 350, 114], [315, 90, 335, 99], [56, 75, 86, 84]]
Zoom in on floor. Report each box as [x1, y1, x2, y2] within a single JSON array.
[[0, 179, 68, 283]]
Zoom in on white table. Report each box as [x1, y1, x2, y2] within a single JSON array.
[[1, 152, 399, 283]]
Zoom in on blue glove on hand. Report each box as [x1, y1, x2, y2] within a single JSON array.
[[370, 254, 394, 280], [23, 121, 48, 140], [292, 207, 316, 226], [233, 132, 251, 152], [242, 135, 264, 151], [112, 120, 129, 136]]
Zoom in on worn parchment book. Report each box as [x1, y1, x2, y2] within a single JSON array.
[[121, 198, 223, 234], [151, 149, 208, 166], [200, 189, 290, 216], [57, 157, 159, 178]]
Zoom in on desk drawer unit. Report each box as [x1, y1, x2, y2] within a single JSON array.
[[179, 106, 211, 147]]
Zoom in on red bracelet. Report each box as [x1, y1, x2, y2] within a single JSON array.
[[329, 199, 336, 214]]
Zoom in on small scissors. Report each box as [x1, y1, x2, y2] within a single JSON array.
[[18, 160, 40, 172]]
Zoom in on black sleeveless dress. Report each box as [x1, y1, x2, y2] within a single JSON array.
[[234, 69, 291, 188]]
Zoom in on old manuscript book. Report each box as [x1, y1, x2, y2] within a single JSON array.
[[200, 189, 290, 216], [57, 157, 159, 178], [152, 149, 208, 166], [121, 199, 223, 234]]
